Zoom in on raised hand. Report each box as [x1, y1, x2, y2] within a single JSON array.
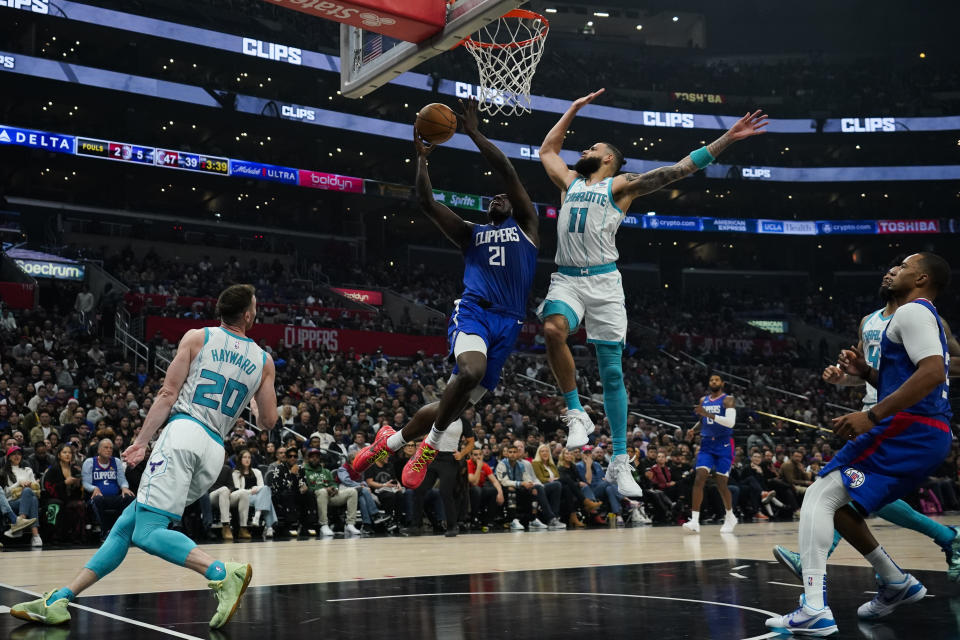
[[571, 88, 605, 111], [727, 109, 768, 140], [413, 126, 434, 157], [455, 97, 480, 135]]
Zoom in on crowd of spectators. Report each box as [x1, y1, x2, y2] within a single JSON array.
[[3, 268, 958, 551]]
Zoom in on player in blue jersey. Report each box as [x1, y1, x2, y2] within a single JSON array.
[[774, 256, 960, 583], [767, 252, 953, 636], [682, 375, 738, 534], [537, 88, 767, 498], [346, 98, 540, 497]]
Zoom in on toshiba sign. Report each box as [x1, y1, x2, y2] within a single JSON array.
[[260, 0, 444, 42], [876, 219, 940, 234]]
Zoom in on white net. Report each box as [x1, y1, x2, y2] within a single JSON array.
[[462, 10, 548, 116]]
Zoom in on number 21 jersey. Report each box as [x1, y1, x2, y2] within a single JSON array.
[[462, 218, 537, 320]]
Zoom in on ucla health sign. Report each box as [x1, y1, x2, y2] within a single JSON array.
[[14, 259, 85, 281]]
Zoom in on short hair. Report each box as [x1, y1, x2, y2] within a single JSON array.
[[918, 252, 951, 296], [601, 142, 625, 171], [215, 284, 256, 324]]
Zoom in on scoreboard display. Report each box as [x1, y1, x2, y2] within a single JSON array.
[[156, 149, 229, 175]]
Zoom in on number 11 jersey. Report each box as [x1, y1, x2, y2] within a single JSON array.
[[556, 177, 626, 268]]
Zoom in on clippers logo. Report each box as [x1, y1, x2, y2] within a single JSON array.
[[741, 167, 771, 179], [840, 117, 896, 133], [281, 105, 316, 121], [844, 468, 865, 489], [0, 0, 48, 14], [241, 37, 302, 65], [0, 55, 13, 69], [642, 111, 695, 128]]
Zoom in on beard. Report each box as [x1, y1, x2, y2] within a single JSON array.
[[574, 156, 602, 176], [878, 284, 893, 302]]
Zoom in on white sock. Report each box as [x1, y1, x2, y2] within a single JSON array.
[[865, 546, 906, 584], [386, 431, 407, 452], [725, 509, 736, 519], [690, 511, 700, 524], [802, 570, 827, 609], [425, 426, 443, 448]]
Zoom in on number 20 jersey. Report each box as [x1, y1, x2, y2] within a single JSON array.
[[462, 218, 537, 320], [173, 326, 266, 441], [555, 177, 626, 268]]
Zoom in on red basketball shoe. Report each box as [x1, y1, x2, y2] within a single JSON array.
[[402, 440, 439, 489], [347, 425, 396, 480]]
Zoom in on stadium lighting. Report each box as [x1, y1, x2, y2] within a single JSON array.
[[593, 12, 609, 17], [672, 16, 679, 21], [919, 52, 926, 58], [635, 24, 642, 30], [544, 8, 557, 13], [646, 211, 656, 216], [587, 20, 593, 26]]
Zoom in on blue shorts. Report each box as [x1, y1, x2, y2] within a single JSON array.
[[695, 436, 735, 476], [820, 412, 952, 515], [448, 297, 523, 391]]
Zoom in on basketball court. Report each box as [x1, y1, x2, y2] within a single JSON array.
[[3, 519, 960, 639]]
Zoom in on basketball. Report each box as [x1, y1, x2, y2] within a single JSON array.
[[415, 103, 458, 145]]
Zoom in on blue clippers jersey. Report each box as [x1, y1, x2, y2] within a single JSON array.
[[878, 299, 952, 421], [700, 393, 731, 437], [461, 218, 537, 319]]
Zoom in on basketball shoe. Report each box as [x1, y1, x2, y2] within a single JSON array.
[[347, 425, 396, 480], [402, 440, 438, 489], [10, 592, 72, 625], [773, 545, 803, 581], [563, 409, 595, 449], [857, 573, 926, 620], [209, 562, 253, 629], [765, 595, 838, 636], [604, 454, 643, 497], [941, 526, 960, 582]]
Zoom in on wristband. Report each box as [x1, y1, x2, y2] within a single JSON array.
[[866, 409, 879, 424], [690, 146, 715, 169]]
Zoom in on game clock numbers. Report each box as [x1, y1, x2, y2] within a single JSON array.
[[155, 150, 227, 175]]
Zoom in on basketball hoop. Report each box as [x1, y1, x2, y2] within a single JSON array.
[[459, 9, 549, 116]]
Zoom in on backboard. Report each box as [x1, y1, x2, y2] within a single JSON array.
[[340, 0, 525, 99]]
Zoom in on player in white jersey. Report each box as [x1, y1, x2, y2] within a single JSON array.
[[774, 258, 960, 583], [537, 88, 767, 497], [12, 284, 279, 629]]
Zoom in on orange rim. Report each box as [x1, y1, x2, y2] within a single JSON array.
[[456, 9, 549, 50]]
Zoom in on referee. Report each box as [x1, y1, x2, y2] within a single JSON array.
[[410, 417, 475, 537]]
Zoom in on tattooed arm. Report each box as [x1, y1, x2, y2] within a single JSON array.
[[611, 109, 767, 210]]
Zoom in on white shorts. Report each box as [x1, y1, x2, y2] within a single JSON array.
[[536, 270, 627, 346], [137, 417, 224, 520]]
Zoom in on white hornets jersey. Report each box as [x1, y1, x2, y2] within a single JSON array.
[[173, 326, 266, 441], [555, 177, 625, 267], [860, 307, 893, 408]]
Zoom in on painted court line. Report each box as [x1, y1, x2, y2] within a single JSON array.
[[325, 591, 780, 640], [732, 564, 750, 571], [0, 583, 204, 640], [729, 573, 748, 579]]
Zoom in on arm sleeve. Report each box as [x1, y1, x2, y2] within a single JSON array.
[[890, 304, 944, 364], [117, 459, 128, 489], [712, 408, 736, 428], [82, 458, 95, 493]]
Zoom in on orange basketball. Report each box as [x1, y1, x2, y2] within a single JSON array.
[[415, 103, 458, 145]]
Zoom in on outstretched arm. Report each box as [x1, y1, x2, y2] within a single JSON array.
[[457, 98, 538, 246], [611, 110, 768, 209], [414, 128, 473, 251], [539, 89, 605, 191]]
